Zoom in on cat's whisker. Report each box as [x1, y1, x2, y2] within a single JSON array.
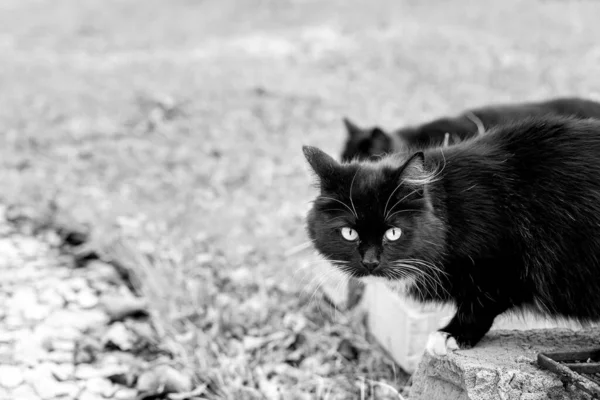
[[384, 188, 421, 221], [383, 176, 406, 217], [319, 196, 357, 218], [386, 209, 430, 220], [349, 169, 359, 218], [390, 260, 450, 298], [285, 241, 315, 257]]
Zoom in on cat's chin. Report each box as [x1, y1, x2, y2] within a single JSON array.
[[359, 275, 415, 295]]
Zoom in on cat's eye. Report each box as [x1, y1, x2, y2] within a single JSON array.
[[384, 227, 402, 241], [340, 227, 359, 242]]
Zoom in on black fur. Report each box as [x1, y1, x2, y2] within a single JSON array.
[[341, 97, 600, 161], [305, 115, 600, 349]]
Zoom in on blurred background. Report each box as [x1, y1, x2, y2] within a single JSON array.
[[2, 0, 600, 398]]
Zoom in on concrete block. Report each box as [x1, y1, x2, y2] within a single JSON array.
[[362, 281, 589, 373], [409, 329, 600, 400], [364, 281, 453, 373]]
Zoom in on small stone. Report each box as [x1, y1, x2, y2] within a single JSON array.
[[75, 364, 103, 380], [22, 303, 51, 321], [68, 277, 89, 292], [103, 323, 136, 351], [31, 376, 79, 399], [49, 363, 74, 381], [78, 392, 105, 400], [337, 338, 360, 361], [76, 290, 99, 309], [74, 337, 102, 365], [0, 365, 24, 388], [52, 339, 76, 353], [38, 289, 65, 307], [0, 331, 17, 344], [114, 388, 138, 399], [86, 260, 121, 285], [11, 384, 38, 400], [101, 295, 148, 322], [85, 377, 116, 397], [137, 366, 193, 394], [46, 309, 108, 331], [44, 350, 73, 363], [3, 315, 22, 329], [136, 370, 161, 393]]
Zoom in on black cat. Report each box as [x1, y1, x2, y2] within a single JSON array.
[[305, 115, 600, 356], [341, 97, 600, 161]]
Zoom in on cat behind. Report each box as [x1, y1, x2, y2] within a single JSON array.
[[305, 115, 600, 355], [341, 97, 600, 161]]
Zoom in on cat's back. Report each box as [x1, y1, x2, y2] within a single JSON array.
[[543, 97, 600, 119], [446, 115, 600, 188]]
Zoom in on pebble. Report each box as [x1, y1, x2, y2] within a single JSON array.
[[11, 384, 38, 400], [78, 391, 105, 400], [137, 365, 193, 394], [31, 377, 79, 399], [77, 289, 99, 309], [114, 388, 138, 399], [85, 377, 116, 397], [86, 260, 121, 285], [103, 323, 136, 351], [0, 365, 24, 388], [45, 350, 73, 363], [101, 295, 149, 321], [23, 303, 51, 321]]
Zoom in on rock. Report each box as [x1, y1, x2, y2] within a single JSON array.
[[49, 363, 74, 381], [77, 391, 105, 400], [114, 388, 138, 399], [0, 365, 24, 388], [11, 384, 39, 400], [410, 329, 600, 400], [103, 323, 136, 351], [76, 289, 99, 309], [22, 303, 51, 321], [86, 260, 121, 285], [46, 309, 108, 332], [38, 288, 66, 308], [137, 366, 193, 395], [74, 337, 101, 365], [85, 377, 116, 397], [337, 338, 359, 361], [44, 350, 73, 364], [0, 331, 18, 344], [31, 376, 79, 399], [101, 295, 149, 322], [136, 369, 161, 393]]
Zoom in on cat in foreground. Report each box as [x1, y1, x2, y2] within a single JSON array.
[[341, 96, 600, 161], [304, 115, 600, 356]]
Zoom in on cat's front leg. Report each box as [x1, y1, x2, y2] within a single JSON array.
[[426, 300, 508, 357]]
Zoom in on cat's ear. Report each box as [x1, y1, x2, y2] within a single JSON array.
[[400, 152, 431, 185], [303, 146, 340, 184], [370, 127, 388, 141], [343, 117, 364, 139]]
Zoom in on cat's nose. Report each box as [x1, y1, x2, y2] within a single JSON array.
[[362, 248, 380, 272], [362, 260, 380, 272]]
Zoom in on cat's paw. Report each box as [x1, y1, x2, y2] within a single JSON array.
[[426, 331, 459, 357]]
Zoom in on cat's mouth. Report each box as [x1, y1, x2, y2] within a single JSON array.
[[351, 267, 388, 279]]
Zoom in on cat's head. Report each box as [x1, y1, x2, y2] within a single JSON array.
[[303, 146, 446, 289], [341, 118, 394, 162]]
